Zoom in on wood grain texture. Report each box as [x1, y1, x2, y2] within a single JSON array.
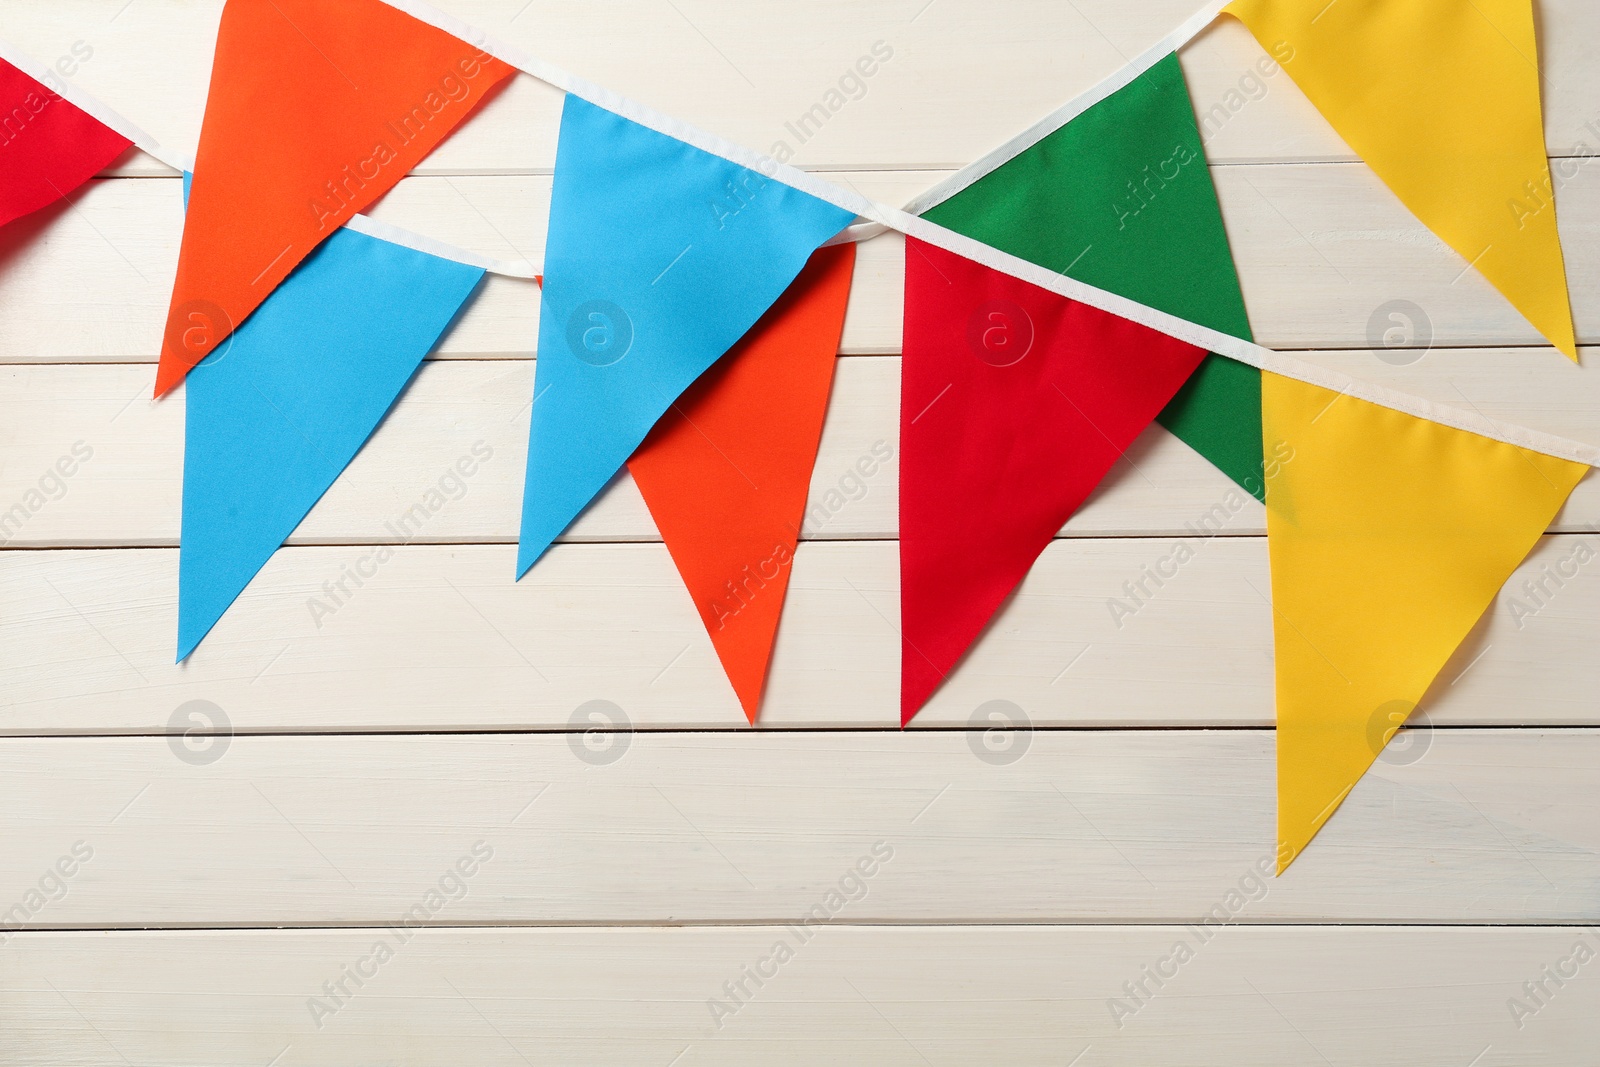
[[0, 730, 1597, 926], [4, 925, 1594, 1066], [2, 353, 1598, 549], [2, 536, 1596, 731], [9, 0, 1600, 174], [4, 164, 1599, 362], [2, 2, 1597, 1061]]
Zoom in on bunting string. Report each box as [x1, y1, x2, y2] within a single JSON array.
[[3, 0, 1591, 867], [0, 35, 169, 165], [4, 3, 1592, 464], [340, 213, 539, 279], [376, 0, 1597, 467], [0, 35, 540, 281], [901, 0, 1231, 215]]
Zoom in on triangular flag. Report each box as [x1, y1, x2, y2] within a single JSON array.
[[517, 95, 856, 576], [1227, 0, 1576, 358], [178, 224, 485, 661], [1262, 373, 1587, 871], [900, 237, 1208, 722], [922, 53, 1265, 497], [156, 0, 513, 396], [0, 59, 132, 228], [627, 243, 856, 723]]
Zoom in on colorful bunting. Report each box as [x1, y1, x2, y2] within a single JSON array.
[[156, 0, 513, 396], [516, 94, 856, 577], [178, 220, 484, 661], [3, 0, 1591, 875], [1226, 0, 1576, 358], [1261, 373, 1587, 871], [920, 53, 1265, 497], [899, 237, 1208, 722], [0, 58, 132, 228], [628, 244, 856, 722]]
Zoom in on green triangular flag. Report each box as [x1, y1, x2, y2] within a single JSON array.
[[922, 53, 1264, 498]]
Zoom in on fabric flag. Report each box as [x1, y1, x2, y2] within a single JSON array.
[[178, 221, 484, 661], [921, 53, 1264, 498], [0, 58, 132, 228], [627, 243, 856, 723], [517, 95, 856, 576], [900, 237, 1208, 722], [1227, 0, 1576, 359], [1262, 373, 1587, 871], [156, 0, 513, 396]]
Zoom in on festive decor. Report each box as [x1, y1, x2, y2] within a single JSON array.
[[4, 0, 1595, 871], [0, 57, 131, 228], [918, 52, 1263, 496], [628, 244, 856, 722], [156, 0, 513, 396], [1227, 0, 1575, 358], [516, 94, 855, 577], [899, 237, 1207, 721], [1262, 373, 1587, 870], [179, 209, 485, 660]]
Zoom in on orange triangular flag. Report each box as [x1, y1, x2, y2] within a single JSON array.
[[627, 244, 856, 723], [156, 0, 514, 395]]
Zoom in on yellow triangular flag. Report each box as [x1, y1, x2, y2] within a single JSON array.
[[1261, 373, 1587, 872], [1226, 0, 1578, 359]]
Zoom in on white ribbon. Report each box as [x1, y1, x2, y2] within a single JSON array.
[[4, 10, 1595, 467], [901, 0, 1230, 215], [0, 36, 537, 279], [380, 0, 1598, 467]]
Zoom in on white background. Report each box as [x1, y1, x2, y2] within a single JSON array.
[[0, 0, 1598, 1063]]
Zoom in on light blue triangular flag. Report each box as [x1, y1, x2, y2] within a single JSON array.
[[178, 215, 485, 661], [517, 95, 856, 576]]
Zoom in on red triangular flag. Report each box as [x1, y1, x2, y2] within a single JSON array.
[[0, 59, 132, 228], [628, 244, 857, 723], [155, 0, 515, 396], [900, 237, 1208, 723]]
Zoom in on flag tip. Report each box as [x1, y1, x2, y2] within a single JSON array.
[[517, 527, 562, 579], [153, 362, 185, 399], [729, 672, 767, 725]]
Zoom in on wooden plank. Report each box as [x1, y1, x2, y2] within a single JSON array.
[[0, 730, 1598, 925], [3, 7, 1594, 1062], [2, 537, 1597, 731], [2, 351, 1598, 548], [2, 925, 1594, 1065], [3, 162, 1597, 363], [11, 0, 1600, 174]]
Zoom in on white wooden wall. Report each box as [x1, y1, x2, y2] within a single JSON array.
[[2, 1, 1598, 1063]]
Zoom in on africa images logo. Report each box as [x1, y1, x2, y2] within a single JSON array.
[[566, 300, 634, 366]]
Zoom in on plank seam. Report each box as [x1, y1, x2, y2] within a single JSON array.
[[0, 724, 1588, 739], [4, 920, 1596, 931], [7, 529, 1596, 550]]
